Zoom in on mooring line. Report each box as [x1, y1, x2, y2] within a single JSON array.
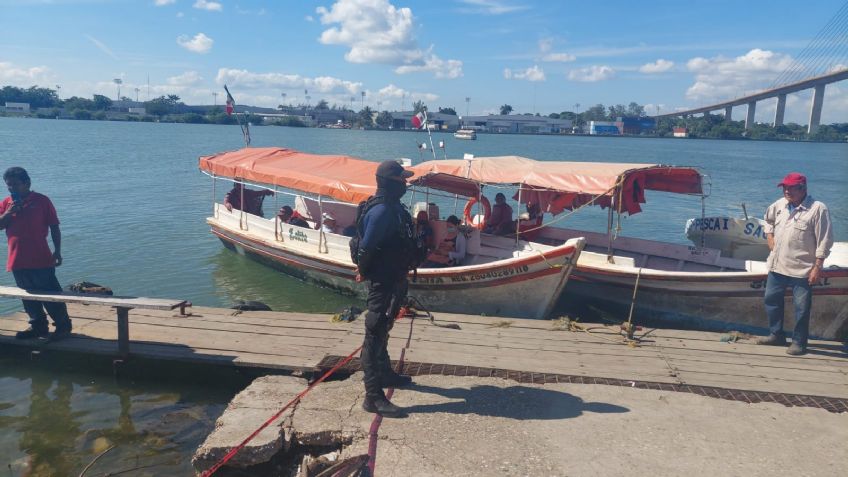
[[200, 343, 364, 477], [367, 306, 418, 475]]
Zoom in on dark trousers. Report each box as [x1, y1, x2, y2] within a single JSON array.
[[764, 271, 811, 347], [12, 268, 71, 331], [361, 276, 408, 400]]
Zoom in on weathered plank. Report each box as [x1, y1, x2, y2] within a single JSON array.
[[0, 286, 186, 310]]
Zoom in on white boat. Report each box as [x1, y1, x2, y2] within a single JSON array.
[[411, 156, 848, 340], [199, 147, 584, 319], [685, 206, 770, 261], [454, 129, 477, 140]]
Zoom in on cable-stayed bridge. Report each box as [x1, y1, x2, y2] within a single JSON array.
[[656, 2, 848, 134]]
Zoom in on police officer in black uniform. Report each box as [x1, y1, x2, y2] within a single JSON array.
[[355, 160, 417, 417]]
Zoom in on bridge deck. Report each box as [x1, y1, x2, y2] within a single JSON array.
[[0, 303, 846, 402]]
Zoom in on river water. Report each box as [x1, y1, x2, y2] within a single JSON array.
[[0, 117, 845, 475]]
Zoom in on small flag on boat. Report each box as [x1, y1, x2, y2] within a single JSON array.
[[224, 86, 235, 116], [411, 111, 426, 129]]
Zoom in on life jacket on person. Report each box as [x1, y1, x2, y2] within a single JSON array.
[[349, 196, 427, 273]]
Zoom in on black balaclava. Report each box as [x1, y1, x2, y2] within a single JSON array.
[[376, 175, 408, 201]]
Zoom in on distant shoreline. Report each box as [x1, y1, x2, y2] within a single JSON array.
[[2, 114, 847, 144]]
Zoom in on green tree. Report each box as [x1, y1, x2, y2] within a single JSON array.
[[412, 100, 427, 114], [499, 104, 513, 115], [626, 102, 645, 117], [438, 107, 457, 115], [583, 104, 607, 121], [358, 106, 375, 127], [315, 99, 329, 110], [63, 96, 95, 111], [92, 94, 112, 111], [607, 104, 626, 119], [145, 95, 181, 117], [375, 111, 393, 129]]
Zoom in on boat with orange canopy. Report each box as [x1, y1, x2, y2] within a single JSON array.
[[198, 147, 584, 319], [410, 155, 848, 340]]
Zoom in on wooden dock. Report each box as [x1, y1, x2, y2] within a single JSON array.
[[1, 303, 847, 405]]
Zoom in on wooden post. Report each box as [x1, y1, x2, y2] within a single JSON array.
[[117, 307, 130, 358]]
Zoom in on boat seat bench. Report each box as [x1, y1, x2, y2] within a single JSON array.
[[0, 286, 189, 358]]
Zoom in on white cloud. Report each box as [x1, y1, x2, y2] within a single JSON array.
[[167, 71, 203, 87], [639, 59, 674, 74], [193, 0, 222, 12], [84, 34, 118, 60], [0, 61, 52, 85], [504, 65, 545, 82], [542, 53, 575, 62], [375, 84, 438, 102], [684, 49, 792, 101], [305, 15, 314, 22], [154, 0, 176, 6], [177, 33, 214, 54], [537, 38, 575, 62], [568, 65, 615, 82], [216, 68, 363, 95], [394, 54, 463, 79], [316, 0, 463, 79], [456, 0, 529, 15]]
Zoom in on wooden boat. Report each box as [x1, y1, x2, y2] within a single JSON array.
[[411, 156, 848, 340], [198, 148, 584, 319]]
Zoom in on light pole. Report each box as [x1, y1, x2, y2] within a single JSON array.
[[401, 93, 406, 112], [113, 78, 122, 100], [377, 100, 382, 111], [281, 92, 286, 107], [212, 92, 218, 106], [134, 87, 140, 102], [574, 103, 580, 114], [360, 91, 365, 109], [55, 84, 61, 99]]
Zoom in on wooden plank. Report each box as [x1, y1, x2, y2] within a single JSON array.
[[0, 286, 185, 310]]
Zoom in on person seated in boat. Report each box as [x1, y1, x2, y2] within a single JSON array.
[[415, 211, 436, 253], [517, 202, 543, 240], [276, 205, 310, 228], [422, 215, 467, 268], [224, 183, 273, 217], [320, 212, 339, 234], [483, 193, 514, 235]]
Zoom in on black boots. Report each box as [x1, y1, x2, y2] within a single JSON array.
[[362, 395, 406, 418], [756, 334, 787, 346]]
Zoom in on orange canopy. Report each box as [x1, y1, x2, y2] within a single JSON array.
[[198, 147, 381, 204], [410, 156, 703, 215]]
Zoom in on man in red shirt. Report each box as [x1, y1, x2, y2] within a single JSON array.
[[0, 167, 72, 340]]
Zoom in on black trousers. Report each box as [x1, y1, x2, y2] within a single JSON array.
[[361, 275, 408, 400], [12, 268, 71, 331]]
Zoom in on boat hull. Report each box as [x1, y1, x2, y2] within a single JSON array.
[[208, 209, 584, 319], [540, 228, 848, 340]]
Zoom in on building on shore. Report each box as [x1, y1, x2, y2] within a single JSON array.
[[3, 102, 31, 113], [673, 127, 689, 138], [589, 121, 622, 135], [462, 114, 572, 134]]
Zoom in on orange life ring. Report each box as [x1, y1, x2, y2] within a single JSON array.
[[463, 196, 491, 230]]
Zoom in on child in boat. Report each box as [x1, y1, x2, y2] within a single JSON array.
[[423, 215, 467, 267], [277, 205, 310, 228]]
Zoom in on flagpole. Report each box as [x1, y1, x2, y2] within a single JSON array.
[[224, 84, 251, 147], [423, 110, 437, 160]]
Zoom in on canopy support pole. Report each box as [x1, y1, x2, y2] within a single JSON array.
[[318, 196, 328, 254], [514, 186, 523, 247], [606, 196, 614, 263], [212, 174, 218, 219], [274, 186, 282, 242], [240, 179, 246, 231]]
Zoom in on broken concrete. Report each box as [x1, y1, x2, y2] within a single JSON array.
[[195, 373, 848, 476]]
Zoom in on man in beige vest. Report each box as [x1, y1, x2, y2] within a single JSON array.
[[756, 173, 833, 355]]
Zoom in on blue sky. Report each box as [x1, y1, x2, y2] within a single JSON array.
[[2, 0, 847, 123]]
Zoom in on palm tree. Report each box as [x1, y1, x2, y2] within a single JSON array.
[[500, 104, 513, 115]]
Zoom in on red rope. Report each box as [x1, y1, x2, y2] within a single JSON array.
[[200, 344, 363, 477]]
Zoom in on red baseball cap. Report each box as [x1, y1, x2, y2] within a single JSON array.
[[777, 172, 806, 187]]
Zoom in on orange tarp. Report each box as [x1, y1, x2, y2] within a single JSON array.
[[198, 147, 381, 204], [410, 156, 703, 215]]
